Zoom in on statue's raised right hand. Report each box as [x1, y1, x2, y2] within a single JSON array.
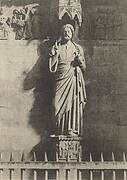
[[50, 41, 60, 56]]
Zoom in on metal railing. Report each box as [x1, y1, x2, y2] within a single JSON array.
[[0, 152, 127, 180]]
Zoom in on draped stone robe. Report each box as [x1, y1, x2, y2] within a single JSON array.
[[49, 40, 86, 136]]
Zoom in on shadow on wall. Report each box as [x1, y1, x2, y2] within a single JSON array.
[[22, 39, 59, 179], [23, 38, 56, 152]]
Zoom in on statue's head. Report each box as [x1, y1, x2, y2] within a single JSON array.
[[60, 24, 74, 42]]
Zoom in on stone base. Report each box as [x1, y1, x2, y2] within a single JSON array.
[[49, 135, 82, 161]]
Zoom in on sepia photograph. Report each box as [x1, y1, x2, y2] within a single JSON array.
[[0, 0, 127, 179]]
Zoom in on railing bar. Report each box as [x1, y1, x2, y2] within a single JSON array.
[[34, 170, 37, 180], [56, 170, 59, 180], [101, 152, 104, 180], [90, 170, 93, 180], [45, 170, 48, 180], [123, 152, 127, 180], [113, 170, 116, 180], [21, 169, 25, 180], [33, 151, 37, 180], [101, 170, 104, 180], [78, 170, 82, 180], [1, 161, 127, 169], [0, 153, 2, 180], [10, 170, 11, 180], [10, 169, 14, 180], [112, 152, 116, 180], [124, 170, 127, 180], [66, 170, 70, 180], [0, 170, 3, 180], [9, 152, 14, 180], [90, 152, 93, 180], [21, 152, 25, 180]]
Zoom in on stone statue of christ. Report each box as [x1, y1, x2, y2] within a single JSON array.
[[49, 24, 87, 136]]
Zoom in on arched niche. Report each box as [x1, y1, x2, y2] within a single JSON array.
[[61, 12, 74, 26], [59, 13, 80, 41], [50, 12, 81, 41]]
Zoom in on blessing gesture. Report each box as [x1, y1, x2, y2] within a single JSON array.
[[50, 41, 60, 56]]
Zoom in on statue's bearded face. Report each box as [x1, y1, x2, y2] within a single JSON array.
[[62, 27, 73, 41]]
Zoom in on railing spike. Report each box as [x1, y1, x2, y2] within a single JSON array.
[[56, 152, 59, 162], [33, 152, 37, 162], [123, 152, 127, 180], [10, 152, 14, 162], [101, 153, 105, 180], [112, 152, 115, 161], [78, 152, 81, 162], [112, 152, 116, 180], [123, 152, 126, 162], [44, 152, 48, 162], [0, 152, 2, 161], [101, 152, 104, 162], [90, 153, 93, 162], [90, 153, 93, 180], [21, 152, 25, 162]]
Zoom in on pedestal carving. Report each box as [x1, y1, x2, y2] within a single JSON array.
[[50, 135, 82, 161]]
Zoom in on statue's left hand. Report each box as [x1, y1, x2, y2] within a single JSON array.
[[73, 53, 83, 66], [72, 53, 86, 71]]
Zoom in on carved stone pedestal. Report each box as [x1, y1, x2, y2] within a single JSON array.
[[50, 135, 82, 162]]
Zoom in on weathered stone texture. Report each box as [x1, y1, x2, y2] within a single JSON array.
[[83, 41, 127, 152]]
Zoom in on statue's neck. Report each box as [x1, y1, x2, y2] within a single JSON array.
[[61, 39, 72, 45]]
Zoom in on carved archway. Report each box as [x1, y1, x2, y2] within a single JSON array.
[[59, 9, 73, 21]]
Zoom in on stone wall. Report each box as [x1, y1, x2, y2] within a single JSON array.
[[81, 1, 127, 40], [0, 40, 40, 151], [83, 41, 127, 154], [0, 39, 127, 156]]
